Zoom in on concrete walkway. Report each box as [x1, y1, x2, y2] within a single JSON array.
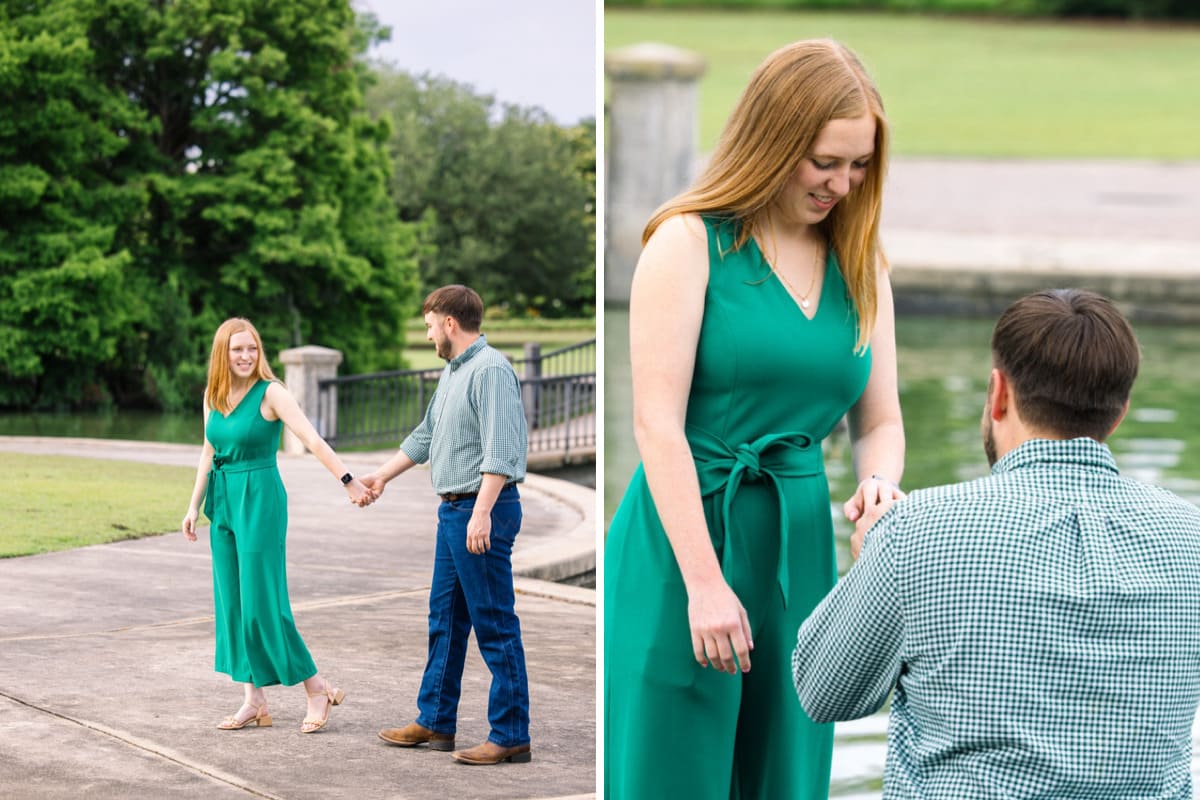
[[0, 437, 596, 800]]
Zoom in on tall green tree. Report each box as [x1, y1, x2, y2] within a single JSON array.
[[0, 1, 150, 408], [0, 0, 420, 410], [367, 68, 595, 318]]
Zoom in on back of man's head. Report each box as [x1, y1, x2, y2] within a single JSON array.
[[423, 284, 484, 333], [992, 289, 1140, 442]]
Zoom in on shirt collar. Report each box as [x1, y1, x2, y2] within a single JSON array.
[[449, 334, 487, 371], [992, 437, 1119, 477]]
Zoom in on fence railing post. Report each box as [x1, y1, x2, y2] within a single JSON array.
[[279, 345, 343, 454], [522, 342, 542, 430]]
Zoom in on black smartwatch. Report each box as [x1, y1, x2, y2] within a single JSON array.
[[340, 472, 354, 485]]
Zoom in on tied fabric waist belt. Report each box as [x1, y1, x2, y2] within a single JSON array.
[[689, 426, 824, 608], [203, 454, 277, 519]]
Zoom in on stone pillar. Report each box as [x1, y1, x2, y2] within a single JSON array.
[[605, 43, 707, 306], [279, 345, 343, 454]]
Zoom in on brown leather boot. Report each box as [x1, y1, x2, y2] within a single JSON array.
[[451, 740, 532, 765], [377, 722, 455, 751]]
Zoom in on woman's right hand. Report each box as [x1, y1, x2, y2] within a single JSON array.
[[687, 578, 754, 675], [344, 477, 376, 507], [181, 509, 198, 542]]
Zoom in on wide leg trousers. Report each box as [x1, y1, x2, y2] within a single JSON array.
[[209, 469, 316, 687], [605, 470, 836, 799]]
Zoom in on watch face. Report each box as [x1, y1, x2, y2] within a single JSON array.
[[341, 473, 353, 485]]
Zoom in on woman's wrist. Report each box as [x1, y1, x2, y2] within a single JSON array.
[[868, 473, 901, 491]]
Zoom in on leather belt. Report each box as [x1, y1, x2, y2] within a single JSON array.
[[439, 482, 516, 503]]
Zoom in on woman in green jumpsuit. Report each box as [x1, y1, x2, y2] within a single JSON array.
[[182, 318, 375, 732], [604, 40, 906, 798]]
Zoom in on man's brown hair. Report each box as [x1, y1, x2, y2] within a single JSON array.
[[992, 289, 1140, 441], [423, 285, 483, 332]]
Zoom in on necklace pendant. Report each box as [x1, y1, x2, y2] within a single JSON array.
[[800, 297, 811, 309]]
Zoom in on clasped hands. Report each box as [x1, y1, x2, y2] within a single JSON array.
[[845, 475, 906, 559], [348, 473, 385, 507]]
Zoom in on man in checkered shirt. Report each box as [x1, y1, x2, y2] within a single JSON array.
[[793, 289, 1200, 798], [362, 285, 532, 766]]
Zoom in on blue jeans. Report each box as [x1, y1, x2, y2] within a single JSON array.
[[416, 484, 530, 747]]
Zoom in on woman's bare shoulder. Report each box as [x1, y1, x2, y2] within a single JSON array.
[[647, 212, 708, 248], [639, 213, 710, 280]]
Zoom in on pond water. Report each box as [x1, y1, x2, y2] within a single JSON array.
[[0, 410, 201, 444], [604, 308, 1200, 795]]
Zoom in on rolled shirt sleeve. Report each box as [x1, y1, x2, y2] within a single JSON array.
[[473, 365, 526, 479], [793, 507, 906, 724]]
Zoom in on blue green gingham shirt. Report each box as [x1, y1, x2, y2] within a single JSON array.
[[793, 438, 1200, 799], [400, 335, 527, 495]]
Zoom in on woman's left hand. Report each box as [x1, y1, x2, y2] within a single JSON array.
[[844, 476, 905, 560], [843, 475, 904, 524]]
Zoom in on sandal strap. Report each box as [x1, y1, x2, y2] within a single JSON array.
[[306, 685, 339, 702], [226, 703, 266, 722]]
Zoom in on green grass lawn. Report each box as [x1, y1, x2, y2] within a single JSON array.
[[606, 10, 1200, 158], [402, 317, 596, 370], [0, 453, 196, 558]]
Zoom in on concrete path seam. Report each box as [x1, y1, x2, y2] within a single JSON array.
[[0, 692, 283, 799], [0, 583, 595, 646], [0, 588, 432, 644]]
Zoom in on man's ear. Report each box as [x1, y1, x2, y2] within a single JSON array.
[[988, 368, 1010, 422]]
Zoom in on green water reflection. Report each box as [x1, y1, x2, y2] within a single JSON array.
[[0, 410, 201, 445], [605, 310, 1200, 574]]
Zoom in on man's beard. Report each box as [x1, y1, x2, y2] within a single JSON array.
[[982, 413, 998, 467]]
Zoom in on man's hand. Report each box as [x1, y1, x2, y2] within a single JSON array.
[[466, 508, 492, 554], [359, 473, 386, 501]]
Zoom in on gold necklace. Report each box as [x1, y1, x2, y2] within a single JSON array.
[[769, 240, 823, 310]]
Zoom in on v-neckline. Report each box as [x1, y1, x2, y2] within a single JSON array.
[[220, 380, 261, 419], [751, 237, 828, 322]]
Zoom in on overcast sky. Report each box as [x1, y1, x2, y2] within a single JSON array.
[[356, 0, 597, 125]]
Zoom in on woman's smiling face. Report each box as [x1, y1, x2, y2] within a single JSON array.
[[776, 113, 876, 226], [228, 330, 259, 380]]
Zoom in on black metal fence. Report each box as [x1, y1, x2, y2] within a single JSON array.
[[316, 339, 596, 459]]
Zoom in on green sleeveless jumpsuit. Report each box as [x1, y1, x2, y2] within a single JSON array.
[[204, 379, 317, 687], [604, 216, 871, 799]]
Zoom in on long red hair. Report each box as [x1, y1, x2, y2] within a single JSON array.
[[204, 318, 278, 414], [644, 39, 890, 353]]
